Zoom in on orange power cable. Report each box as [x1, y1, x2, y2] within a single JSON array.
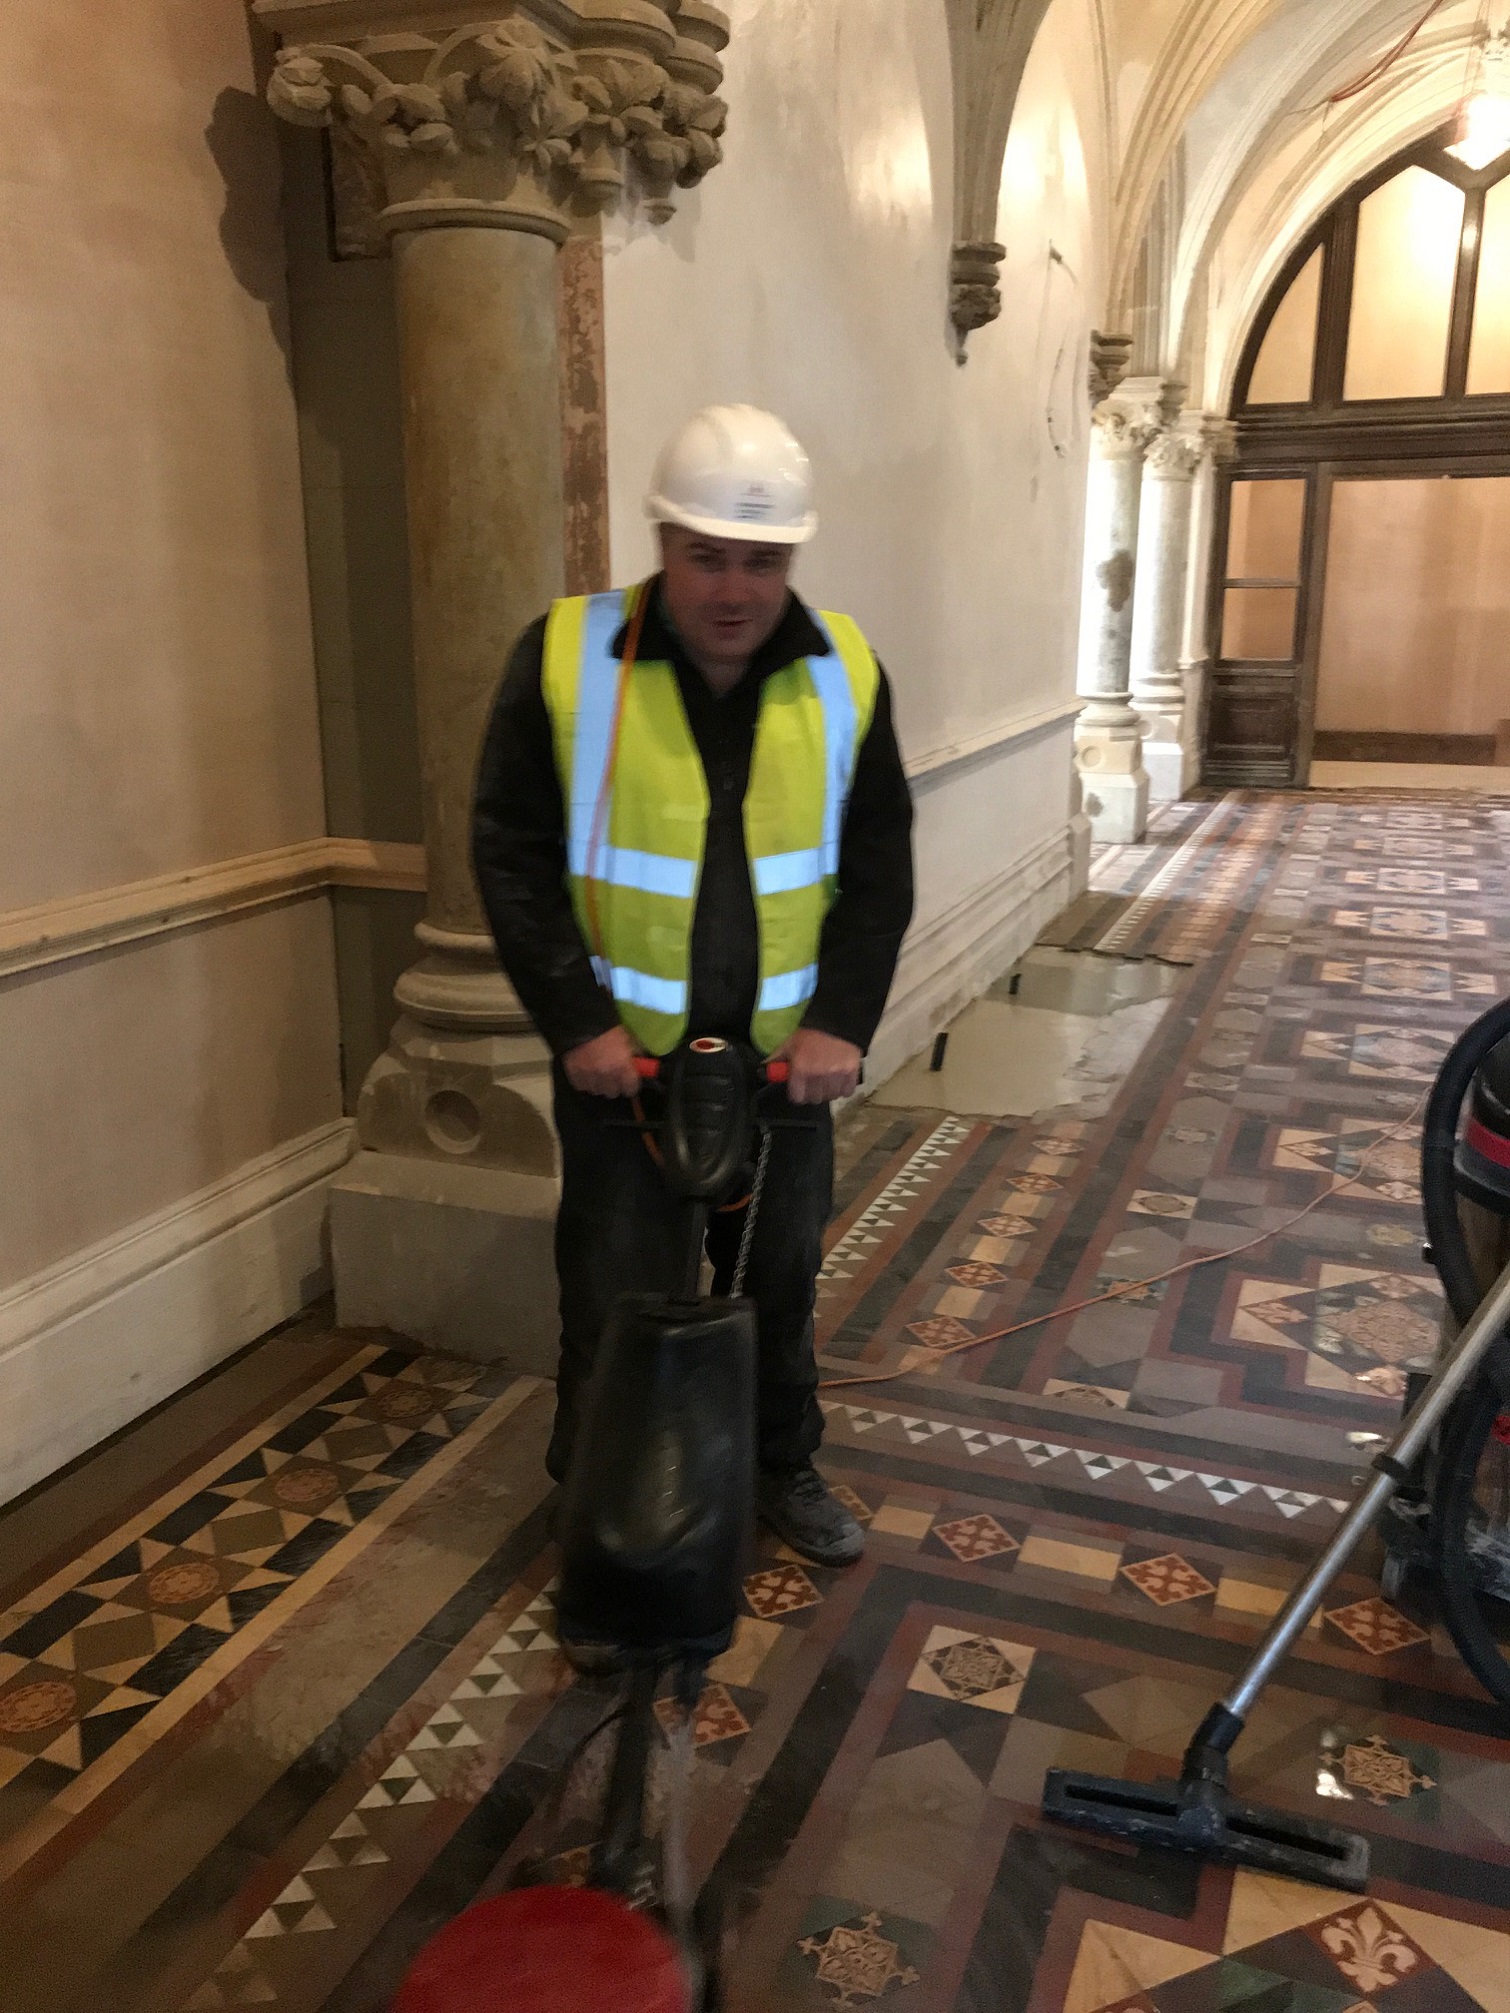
[[818, 1089, 1430, 1393], [1299, 0, 1452, 115]]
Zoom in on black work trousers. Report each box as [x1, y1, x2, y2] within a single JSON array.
[[546, 1065, 832, 1485]]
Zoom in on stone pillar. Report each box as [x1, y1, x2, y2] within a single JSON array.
[[1073, 376, 1178, 844], [259, 1, 729, 1366], [1178, 417, 1239, 791], [1129, 421, 1205, 804]]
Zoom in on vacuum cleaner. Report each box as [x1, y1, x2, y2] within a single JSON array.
[[1042, 995, 1510, 1891], [393, 1035, 789, 2012]]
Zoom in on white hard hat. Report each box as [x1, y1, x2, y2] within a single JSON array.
[[645, 404, 817, 544]]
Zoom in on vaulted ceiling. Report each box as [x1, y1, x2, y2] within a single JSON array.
[[1097, 0, 1499, 405]]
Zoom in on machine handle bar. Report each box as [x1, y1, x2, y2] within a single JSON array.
[[633, 1055, 789, 1085]]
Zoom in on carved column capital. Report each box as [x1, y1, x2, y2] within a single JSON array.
[[1144, 429, 1205, 481], [1090, 401, 1161, 459], [256, 1, 730, 237]]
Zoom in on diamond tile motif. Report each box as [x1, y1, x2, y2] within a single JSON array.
[[908, 1625, 1034, 1712], [1324, 1597, 1431, 1657], [1119, 1554, 1216, 1606], [931, 1514, 1020, 1563], [946, 1262, 1007, 1288], [1318, 1731, 1437, 1806], [1127, 1190, 1196, 1219], [905, 1315, 976, 1350], [1043, 1379, 1131, 1409], [976, 1214, 1034, 1238], [828, 1483, 873, 1525], [654, 1680, 751, 1748], [744, 1564, 822, 1619], [798, 1910, 921, 2006]]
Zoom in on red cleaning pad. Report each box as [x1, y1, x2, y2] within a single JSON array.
[[392, 1885, 690, 2013]]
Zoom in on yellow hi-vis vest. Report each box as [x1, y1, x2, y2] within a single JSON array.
[[541, 584, 880, 1056]]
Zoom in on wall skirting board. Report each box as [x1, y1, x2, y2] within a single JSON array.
[[0, 838, 426, 983], [0, 1119, 354, 1507], [866, 817, 1079, 1090]]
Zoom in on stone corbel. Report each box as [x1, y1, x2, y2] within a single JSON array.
[[949, 240, 1007, 334], [255, 1, 730, 238], [1088, 330, 1134, 408], [944, 0, 1055, 350]]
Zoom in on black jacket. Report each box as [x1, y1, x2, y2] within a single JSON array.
[[472, 581, 914, 1057]]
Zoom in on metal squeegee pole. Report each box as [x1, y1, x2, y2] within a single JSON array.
[[1223, 1256, 1510, 1721]]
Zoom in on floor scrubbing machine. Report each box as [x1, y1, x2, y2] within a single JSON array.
[[1042, 996, 1510, 1891], [393, 1035, 790, 2013]]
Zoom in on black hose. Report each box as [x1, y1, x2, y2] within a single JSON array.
[[1421, 998, 1510, 1327]]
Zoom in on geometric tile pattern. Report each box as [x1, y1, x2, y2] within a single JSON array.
[[908, 1625, 1035, 1713], [817, 1118, 976, 1301], [798, 1909, 922, 2005], [1118, 1553, 1216, 1606], [11, 789, 1510, 2013]]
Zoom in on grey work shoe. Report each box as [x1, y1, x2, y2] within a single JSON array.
[[756, 1465, 865, 1567]]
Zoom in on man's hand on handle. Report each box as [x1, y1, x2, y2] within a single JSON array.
[[779, 1027, 862, 1105], [563, 1025, 643, 1099], [565, 1023, 861, 1104]]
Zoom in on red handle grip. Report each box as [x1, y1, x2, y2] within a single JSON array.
[[631, 1056, 790, 1084]]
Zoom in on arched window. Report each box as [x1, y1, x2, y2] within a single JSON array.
[[1235, 132, 1510, 413], [1206, 125, 1510, 786]]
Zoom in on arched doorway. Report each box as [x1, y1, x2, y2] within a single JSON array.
[[1204, 124, 1510, 786]]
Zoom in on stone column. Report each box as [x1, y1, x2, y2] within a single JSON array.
[[1178, 417, 1239, 790], [259, 0, 729, 1365], [1073, 377, 1178, 844], [1129, 420, 1205, 804]]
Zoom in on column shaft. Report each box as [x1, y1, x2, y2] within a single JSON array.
[[1129, 426, 1202, 804], [388, 226, 564, 1038], [1073, 383, 1170, 845]]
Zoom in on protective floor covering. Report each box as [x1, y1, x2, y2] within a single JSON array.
[[2, 788, 1510, 2011]]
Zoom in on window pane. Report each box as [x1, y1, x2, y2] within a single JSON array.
[[1468, 176, 1510, 394], [1344, 167, 1464, 400], [1317, 475, 1510, 731], [1222, 588, 1298, 661], [1247, 249, 1322, 404], [1226, 478, 1306, 580]]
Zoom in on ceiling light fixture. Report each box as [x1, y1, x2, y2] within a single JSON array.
[[1450, 24, 1510, 170]]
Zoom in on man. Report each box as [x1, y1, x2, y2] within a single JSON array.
[[473, 405, 913, 1567]]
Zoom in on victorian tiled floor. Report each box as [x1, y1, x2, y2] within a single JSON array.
[[3, 788, 1509, 2011]]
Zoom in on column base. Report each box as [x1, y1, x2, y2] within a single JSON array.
[[330, 1150, 560, 1375], [1078, 768, 1149, 844], [1141, 729, 1199, 804]]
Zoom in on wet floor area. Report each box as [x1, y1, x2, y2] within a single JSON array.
[[873, 946, 1185, 1120]]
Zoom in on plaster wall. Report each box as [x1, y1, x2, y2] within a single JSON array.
[[0, 0, 341, 1290], [602, 0, 1109, 1072]]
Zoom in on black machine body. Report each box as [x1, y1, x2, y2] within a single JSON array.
[[555, 1292, 756, 1660], [555, 1035, 774, 1666]]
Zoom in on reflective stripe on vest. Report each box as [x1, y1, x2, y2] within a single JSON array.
[[541, 585, 880, 1055]]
